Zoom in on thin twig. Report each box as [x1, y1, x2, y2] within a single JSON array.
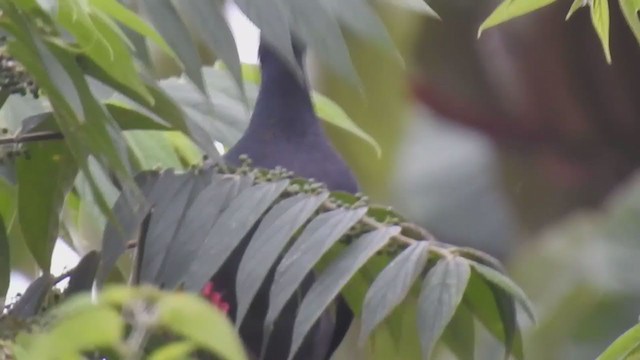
[[0, 131, 64, 145]]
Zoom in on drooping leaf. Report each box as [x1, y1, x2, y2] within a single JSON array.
[[417, 256, 471, 359], [183, 179, 289, 292], [379, 0, 440, 17], [360, 241, 429, 344], [590, 0, 612, 63], [143, 0, 205, 93], [469, 261, 536, 323], [235, 191, 330, 325], [16, 141, 77, 272], [9, 274, 54, 319], [280, 0, 361, 87], [156, 293, 248, 360], [441, 304, 476, 360], [289, 226, 399, 359], [479, 0, 557, 36], [597, 323, 640, 360], [619, 0, 640, 45], [181, 0, 245, 96], [265, 206, 368, 328], [91, 0, 175, 58], [464, 271, 523, 360]]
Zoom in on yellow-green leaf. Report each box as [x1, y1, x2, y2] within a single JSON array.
[[590, 0, 612, 63], [479, 0, 557, 36], [619, 0, 640, 45]]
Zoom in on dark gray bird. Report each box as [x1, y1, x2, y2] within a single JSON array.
[[208, 38, 359, 360]]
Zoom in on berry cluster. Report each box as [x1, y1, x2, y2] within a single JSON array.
[[0, 36, 39, 98]]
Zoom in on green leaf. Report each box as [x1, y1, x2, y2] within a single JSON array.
[[183, 179, 288, 292], [26, 304, 124, 359], [590, 0, 612, 63], [148, 341, 196, 360], [56, 0, 151, 102], [289, 226, 400, 359], [91, 0, 176, 58], [182, 0, 245, 96], [16, 141, 77, 271], [235, 192, 330, 325], [620, 0, 640, 46], [417, 256, 471, 359], [280, 0, 361, 87], [479, 0, 557, 37], [312, 92, 381, 157], [360, 241, 429, 344], [442, 305, 475, 360], [464, 271, 523, 360], [565, 0, 587, 20], [265, 206, 368, 328], [469, 261, 536, 323], [378, 0, 439, 18], [596, 323, 640, 360], [156, 293, 248, 360], [143, 0, 205, 93], [0, 217, 9, 306]]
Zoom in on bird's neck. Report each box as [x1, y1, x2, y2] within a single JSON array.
[[249, 45, 322, 138]]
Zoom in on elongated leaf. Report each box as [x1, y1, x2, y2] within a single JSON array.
[[149, 341, 196, 360], [379, 0, 439, 17], [479, 0, 557, 36], [155, 172, 238, 288], [620, 0, 640, 45], [464, 271, 523, 360], [97, 171, 159, 284], [134, 171, 195, 285], [156, 293, 248, 360], [183, 179, 289, 292], [143, 0, 205, 93], [10, 274, 54, 319], [280, 0, 361, 86], [597, 323, 640, 360], [92, 0, 175, 57], [360, 241, 429, 344], [312, 92, 381, 157], [565, 0, 586, 19], [469, 261, 536, 323], [289, 226, 399, 359], [322, 0, 397, 55], [235, 191, 330, 325], [417, 256, 471, 359], [442, 305, 475, 360], [590, 0, 611, 63], [0, 217, 9, 305], [65, 251, 101, 297], [182, 0, 244, 95], [16, 141, 77, 272], [265, 206, 368, 327]]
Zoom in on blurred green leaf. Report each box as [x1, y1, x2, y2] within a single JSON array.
[[620, 0, 640, 45], [479, 0, 557, 36], [379, 0, 439, 18], [590, 0, 612, 63], [91, 0, 176, 58], [148, 341, 196, 360], [596, 320, 640, 359], [418, 256, 471, 359], [26, 304, 124, 359], [312, 92, 381, 157], [442, 305, 475, 360], [143, 0, 206, 93], [16, 141, 77, 272], [156, 293, 248, 360]]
